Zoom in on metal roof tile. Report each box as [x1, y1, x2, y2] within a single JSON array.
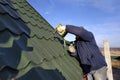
[[0, 3, 20, 18], [0, 31, 19, 47], [0, 66, 18, 80], [0, 14, 30, 36], [14, 35, 33, 51], [0, 0, 14, 8], [18, 67, 66, 80], [0, 42, 21, 68]]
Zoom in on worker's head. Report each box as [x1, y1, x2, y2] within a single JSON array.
[[53, 24, 66, 36], [53, 24, 63, 34]]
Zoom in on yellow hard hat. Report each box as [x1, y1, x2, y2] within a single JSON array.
[[53, 24, 62, 34]]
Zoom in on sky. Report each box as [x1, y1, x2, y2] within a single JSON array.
[[27, 0, 120, 47]]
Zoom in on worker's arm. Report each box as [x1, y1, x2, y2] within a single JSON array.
[[65, 25, 93, 41]]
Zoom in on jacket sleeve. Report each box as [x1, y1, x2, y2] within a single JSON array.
[[66, 25, 93, 41]]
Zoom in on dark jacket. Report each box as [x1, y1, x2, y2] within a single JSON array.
[[65, 25, 107, 74]]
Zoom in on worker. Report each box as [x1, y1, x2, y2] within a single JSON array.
[[55, 24, 107, 80]]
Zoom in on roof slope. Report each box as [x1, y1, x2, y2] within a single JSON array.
[[0, 0, 83, 80]]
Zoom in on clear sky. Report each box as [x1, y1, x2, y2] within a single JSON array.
[[27, 0, 120, 47]]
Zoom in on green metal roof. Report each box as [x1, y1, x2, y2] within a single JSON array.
[[0, 0, 83, 80]]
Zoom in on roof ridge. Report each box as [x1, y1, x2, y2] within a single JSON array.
[[26, 0, 51, 26], [11, 0, 55, 32]]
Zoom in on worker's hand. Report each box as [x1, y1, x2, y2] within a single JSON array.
[[68, 44, 76, 53]]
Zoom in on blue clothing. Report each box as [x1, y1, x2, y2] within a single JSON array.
[[65, 25, 107, 74]]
